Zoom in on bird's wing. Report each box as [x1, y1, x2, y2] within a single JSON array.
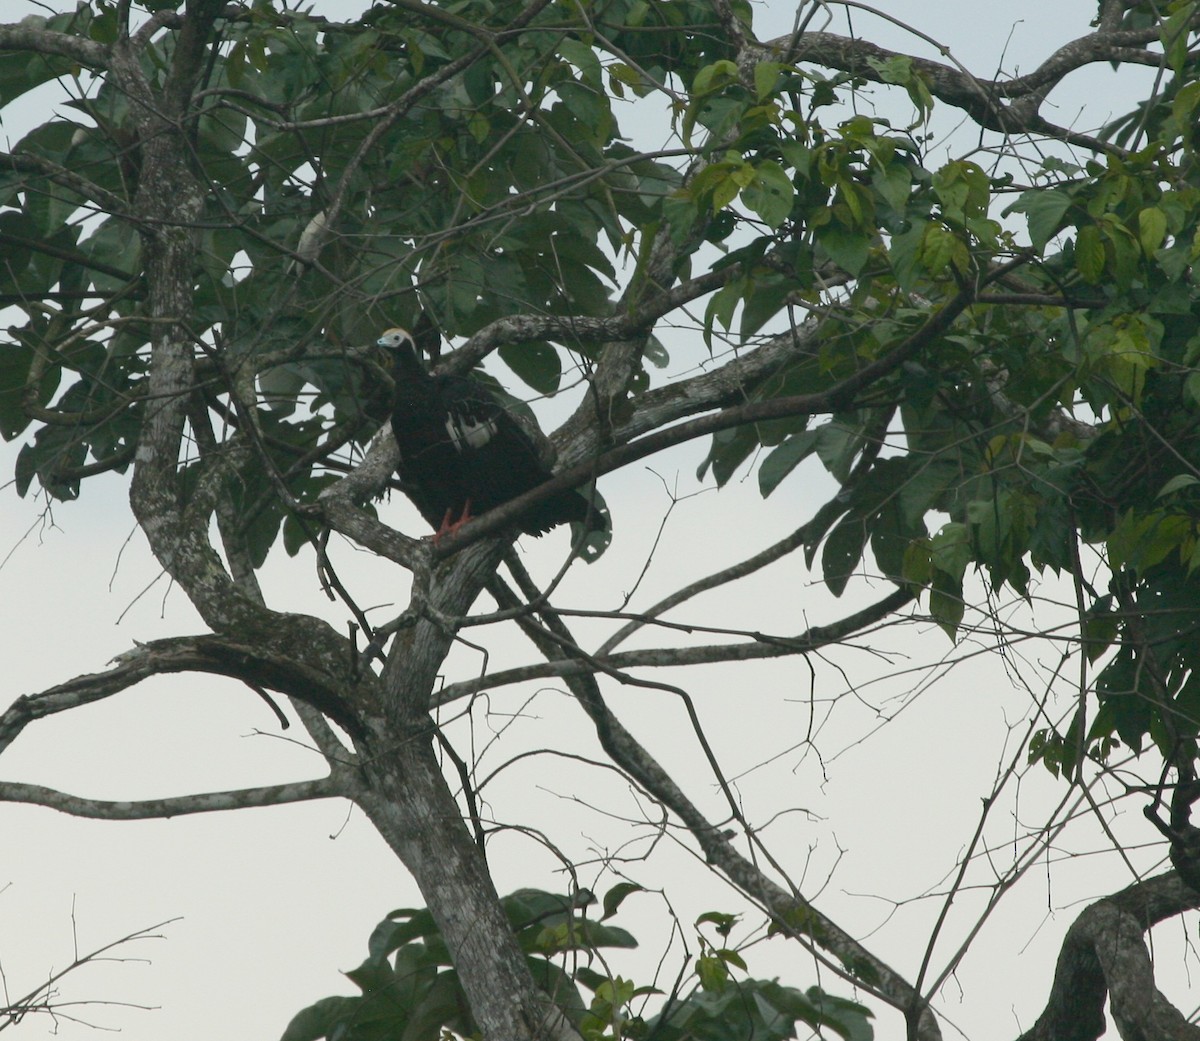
[[435, 376, 504, 453], [500, 397, 558, 470], [434, 374, 553, 467]]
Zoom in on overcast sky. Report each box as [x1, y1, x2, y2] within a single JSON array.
[[1, 3, 1184, 1040]]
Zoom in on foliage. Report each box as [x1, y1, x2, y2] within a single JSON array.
[[281, 887, 872, 1041]]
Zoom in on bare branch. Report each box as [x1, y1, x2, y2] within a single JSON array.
[[1, 634, 366, 754], [0, 777, 349, 820], [434, 586, 913, 706], [0, 917, 178, 1034]]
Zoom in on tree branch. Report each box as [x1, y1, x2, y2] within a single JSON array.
[[0, 776, 349, 820], [0, 917, 177, 1033], [0, 634, 366, 754], [0, 149, 138, 246], [434, 586, 913, 706], [0, 20, 108, 67], [1016, 872, 1200, 1041], [772, 17, 1197, 144]]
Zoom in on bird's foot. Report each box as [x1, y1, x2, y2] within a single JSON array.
[[432, 501, 474, 544]]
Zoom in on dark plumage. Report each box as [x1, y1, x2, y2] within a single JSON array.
[[378, 321, 603, 540]]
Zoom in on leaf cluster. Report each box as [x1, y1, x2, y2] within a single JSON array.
[[280, 886, 872, 1041]]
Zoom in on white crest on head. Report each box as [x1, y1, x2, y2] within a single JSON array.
[[377, 327, 414, 349]]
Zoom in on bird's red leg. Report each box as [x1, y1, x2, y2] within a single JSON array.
[[446, 499, 474, 536], [433, 500, 474, 543], [431, 507, 456, 545]]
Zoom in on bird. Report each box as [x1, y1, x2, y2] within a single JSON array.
[[377, 319, 605, 542]]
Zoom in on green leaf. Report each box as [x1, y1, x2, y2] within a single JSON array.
[[1138, 206, 1167, 257], [643, 335, 670, 369], [1160, 1, 1196, 74], [716, 947, 747, 971], [814, 420, 863, 483], [804, 986, 875, 1041], [1075, 224, 1106, 283], [1006, 188, 1072, 252], [704, 277, 745, 347], [739, 275, 794, 342], [1158, 474, 1200, 498], [556, 81, 607, 132], [918, 222, 962, 276], [742, 161, 794, 229], [0, 48, 77, 109], [753, 61, 783, 100], [558, 38, 602, 88], [1082, 596, 1118, 665], [696, 953, 729, 992], [691, 59, 739, 97], [601, 882, 643, 920], [1171, 79, 1200, 127], [930, 522, 970, 581], [816, 222, 870, 275], [608, 62, 648, 96], [758, 429, 825, 498], [929, 570, 964, 641], [279, 995, 364, 1041], [872, 161, 912, 213], [932, 160, 988, 221], [696, 910, 738, 934], [0, 340, 35, 440], [499, 341, 562, 395], [822, 514, 868, 597]]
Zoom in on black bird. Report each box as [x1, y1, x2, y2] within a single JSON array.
[[378, 321, 604, 541]]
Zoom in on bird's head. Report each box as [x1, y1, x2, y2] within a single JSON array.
[[376, 326, 426, 383], [377, 327, 414, 351], [377, 315, 442, 380]]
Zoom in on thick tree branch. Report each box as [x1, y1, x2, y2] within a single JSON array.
[[772, 17, 1198, 143], [0, 634, 367, 754], [0, 20, 108, 67], [355, 534, 585, 1041], [1017, 872, 1200, 1041], [98, 9, 367, 741], [315, 430, 427, 567]]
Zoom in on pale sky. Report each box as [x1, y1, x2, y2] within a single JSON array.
[[1, 3, 1184, 1040]]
